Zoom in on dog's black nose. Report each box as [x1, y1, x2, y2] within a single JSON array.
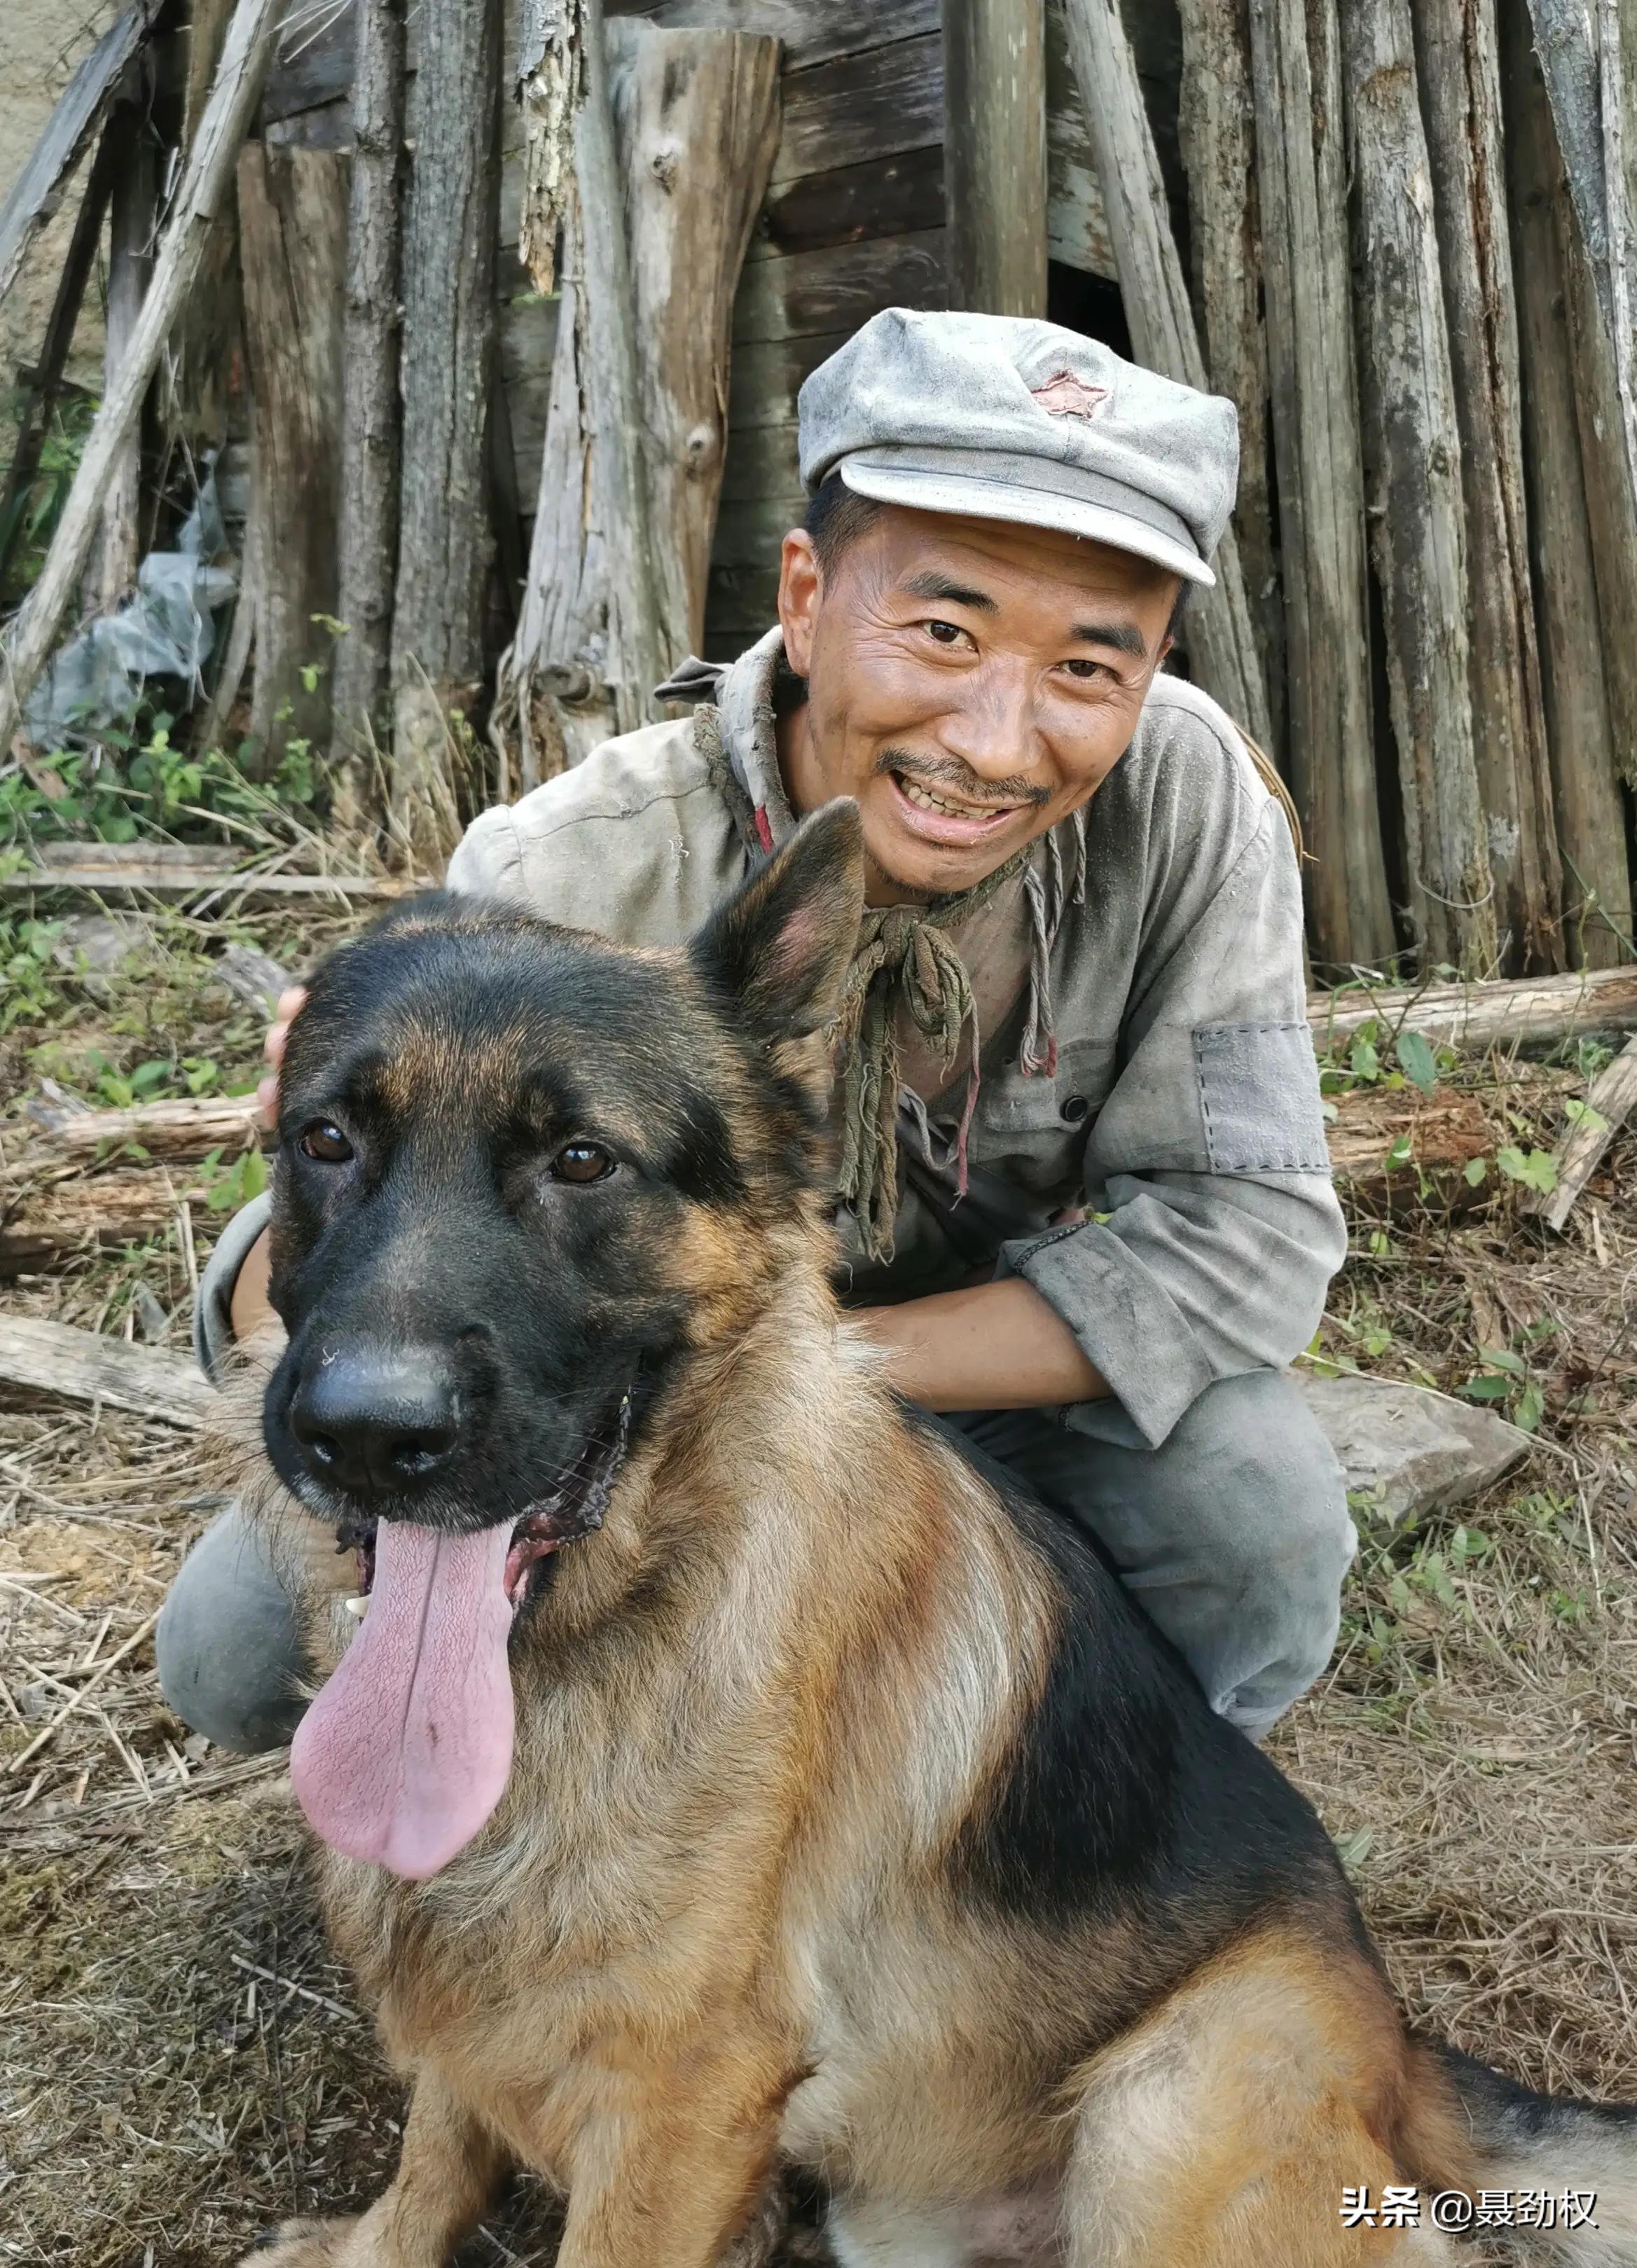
[[289, 1348, 462, 1497]]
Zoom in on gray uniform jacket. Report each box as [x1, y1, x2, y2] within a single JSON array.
[[447, 629, 1346, 1450]]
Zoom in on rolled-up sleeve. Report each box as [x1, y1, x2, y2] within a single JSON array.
[[1002, 801, 1346, 1447]]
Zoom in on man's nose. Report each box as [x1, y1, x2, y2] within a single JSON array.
[[934, 658, 1039, 780], [289, 1346, 462, 1497]]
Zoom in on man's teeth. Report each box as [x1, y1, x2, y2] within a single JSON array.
[[898, 775, 1009, 820]]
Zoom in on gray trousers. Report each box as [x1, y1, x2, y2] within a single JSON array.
[[157, 1367, 1354, 1755]]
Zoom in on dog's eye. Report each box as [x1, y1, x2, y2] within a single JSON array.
[[299, 1120, 354, 1163], [551, 1140, 615, 1184]]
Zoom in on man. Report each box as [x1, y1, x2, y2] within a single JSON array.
[[158, 309, 1353, 1755]]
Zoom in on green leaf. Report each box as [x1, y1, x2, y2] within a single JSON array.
[[1349, 1034, 1380, 1082], [1456, 1374, 1512, 1402], [1496, 1145, 1559, 1193], [1384, 1132, 1414, 1169], [1395, 1028, 1438, 1095], [1477, 1346, 1526, 1375], [1563, 1098, 1610, 1132], [1463, 1156, 1489, 1187], [1514, 1378, 1545, 1434]]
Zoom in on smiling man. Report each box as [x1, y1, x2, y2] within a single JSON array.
[[161, 311, 1353, 1755]]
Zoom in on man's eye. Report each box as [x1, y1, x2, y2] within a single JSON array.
[[925, 619, 969, 647], [1061, 658, 1113, 682], [550, 1140, 616, 1185], [299, 1121, 353, 1163]]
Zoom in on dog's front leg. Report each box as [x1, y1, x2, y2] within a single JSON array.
[[555, 2049, 790, 2268], [243, 2068, 505, 2268]]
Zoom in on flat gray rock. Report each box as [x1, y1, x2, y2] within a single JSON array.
[[1296, 1370, 1530, 1525]]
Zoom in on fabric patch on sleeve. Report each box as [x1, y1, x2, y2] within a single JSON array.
[[1192, 1023, 1332, 1175]]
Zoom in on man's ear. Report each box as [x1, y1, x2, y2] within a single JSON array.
[[689, 800, 865, 1042]]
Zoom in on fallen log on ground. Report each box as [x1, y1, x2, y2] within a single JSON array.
[[2, 845, 407, 901], [0, 1315, 216, 1428], [1524, 1034, 1637, 1232], [1325, 1084, 1493, 1212], [1308, 965, 1637, 1050], [29, 1092, 263, 1165], [0, 1166, 208, 1276]]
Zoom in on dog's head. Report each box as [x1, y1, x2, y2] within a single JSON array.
[[261, 801, 863, 1879]]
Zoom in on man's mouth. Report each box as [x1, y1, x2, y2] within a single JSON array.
[[888, 768, 1024, 844]]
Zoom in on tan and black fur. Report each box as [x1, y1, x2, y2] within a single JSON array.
[[236, 803, 1637, 2268]]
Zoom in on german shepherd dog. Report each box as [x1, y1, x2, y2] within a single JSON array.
[[237, 803, 1637, 2268]]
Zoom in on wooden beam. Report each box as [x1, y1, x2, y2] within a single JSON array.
[[0, 3, 156, 305], [86, 104, 158, 616], [31, 1092, 263, 1165], [0, 0, 282, 754], [1307, 964, 1637, 1050], [0, 1314, 216, 1430], [1246, 0, 1395, 970], [1339, 0, 1496, 974], [1525, 1035, 1637, 1230], [1059, 0, 1272, 753], [941, 0, 1048, 318]]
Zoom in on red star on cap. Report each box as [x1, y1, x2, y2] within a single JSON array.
[[1030, 370, 1111, 420]]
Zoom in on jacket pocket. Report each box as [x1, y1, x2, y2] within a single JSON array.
[[978, 1036, 1118, 1138]]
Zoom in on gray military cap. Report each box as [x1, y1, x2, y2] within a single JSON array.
[[797, 308, 1238, 588]]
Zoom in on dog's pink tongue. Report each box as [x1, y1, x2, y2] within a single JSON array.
[[290, 1520, 515, 1880]]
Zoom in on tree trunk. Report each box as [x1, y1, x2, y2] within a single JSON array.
[[389, 0, 504, 862], [237, 144, 348, 763], [86, 104, 156, 616], [1246, 0, 1395, 969], [1505, 0, 1633, 967], [1412, 0, 1563, 973], [329, 0, 407, 817], [941, 0, 1048, 318], [1340, 0, 1496, 974], [517, 0, 586, 295], [495, 2, 670, 786], [0, 0, 280, 755], [1175, 0, 1281, 760], [1059, 0, 1272, 754], [607, 20, 780, 661]]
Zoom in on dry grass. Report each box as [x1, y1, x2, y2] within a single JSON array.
[[1, 901, 1634, 2264]]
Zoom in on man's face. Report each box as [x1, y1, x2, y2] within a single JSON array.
[[777, 502, 1182, 904]]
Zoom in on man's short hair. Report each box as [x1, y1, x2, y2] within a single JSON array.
[[801, 473, 1190, 640]]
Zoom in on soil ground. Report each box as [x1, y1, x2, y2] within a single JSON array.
[[1, 890, 1634, 2267]]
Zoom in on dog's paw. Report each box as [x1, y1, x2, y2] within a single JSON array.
[[238, 2214, 358, 2265]]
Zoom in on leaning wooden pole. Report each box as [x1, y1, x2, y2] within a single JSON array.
[[329, 0, 407, 810], [1339, 0, 1496, 973], [1246, 0, 1395, 968], [0, 0, 279, 753], [941, 0, 1049, 319], [1060, 0, 1271, 753], [86, 103, 157, 615]]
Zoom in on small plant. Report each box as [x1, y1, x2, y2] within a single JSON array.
[[1456, 1320, 1559, 1433]]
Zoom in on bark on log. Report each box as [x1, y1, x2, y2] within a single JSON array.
[[1412, 0, 1564, 974], [1059, 0, 1272, 754], [32, 1091, 263, 1164], [517, 0, 587, 296], [0, 1314, 216, 1429], [1339, 0, 1495, 974], [237, 144, 349, 761], [1505, 0, 1635, 968], [607, 20, 780, 661], [329, 0, 408, 810], [1524, 1032, 1637, 1230], [1326, 1083, 1494, 1212], [495, 3, 675, 785], [1245, 0, 1395, 970], [1308, 964, 1637, 1049], [388, 0, 504, 862], [0, 0, 280, 754], [86, 105, 158, 616], [1175, 0, 1281, 759], [941, 0, 1048, 319]]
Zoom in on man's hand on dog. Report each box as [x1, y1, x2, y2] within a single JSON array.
[[258, 986, 308, 1128]]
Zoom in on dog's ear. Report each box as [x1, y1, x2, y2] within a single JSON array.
[[690, 799, 865, 1041]]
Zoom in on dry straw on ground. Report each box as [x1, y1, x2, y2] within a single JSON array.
[[1, 903, 1633, 2265]]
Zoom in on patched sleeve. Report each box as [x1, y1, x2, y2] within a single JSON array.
[[1001, 804, 1345, 1446]]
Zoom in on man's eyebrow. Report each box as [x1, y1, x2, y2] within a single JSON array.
[[900, 571, 997, 613], [1069, 618, 1147, 657]]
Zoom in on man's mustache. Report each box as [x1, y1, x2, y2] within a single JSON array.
[[875, 747, 1051, 809]]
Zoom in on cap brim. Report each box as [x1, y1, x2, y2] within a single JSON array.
[[838, 459, 1217, 588]]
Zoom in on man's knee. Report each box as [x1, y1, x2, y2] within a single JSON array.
[[156, 1503, 307, 1755]]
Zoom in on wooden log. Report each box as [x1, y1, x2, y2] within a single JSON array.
[[1326, 1084, 1494, 1212], [0, 1166, 204, 1276], [85, 105, 158, 616], [1505, 0, 1635, 969], [1525, 1035, 1637, 1230], [1, 844, 406, 901], [0, 0, 282, 755], [1411, 0, 1563, 974], [494, 2, 669, 785], [607, 20, 780, 658], [1339, 0, 1495, 974], [1246, 0, 1395, 970], [0, 3, 156, 305], [1043, 0, 1116, 282], [1059, 0, 1272, 752], [31, 1092, 263, 1165], [0, 1315, 216, 1430], [1175, 0, 1281, 759], [516, 0, 585, 296], [388, 0, 504, 859], [1307, 964, 1637, 1051], [237, 144, 349, 762], [941, 0, 1048, 318], [329, 0, 407, 808]]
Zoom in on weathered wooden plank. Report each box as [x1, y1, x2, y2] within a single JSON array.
[[1413, 0, 1563, 973], [607, 0, 940, 71], [262, 1, 357, 124], [0, 3, 155, 304], [1247, 0, 1395, 969], [732, 230, 946, 344], [710, 493, 809, 567], [717, 420, 803, 505], [705, 560, 782, 638], [1526, 1034, 1637, 1230], [0, 1315, 217, 1430], [498, 291, 562, 514], [768, 33, 943, 188], [88, 109, 158, 616], [757, 145, 945, 258], [1340, 0, 1495, 972], [728, 329, 850, 430], [1044, 9, 1115, 281], [943, 0, 1047, 317]]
